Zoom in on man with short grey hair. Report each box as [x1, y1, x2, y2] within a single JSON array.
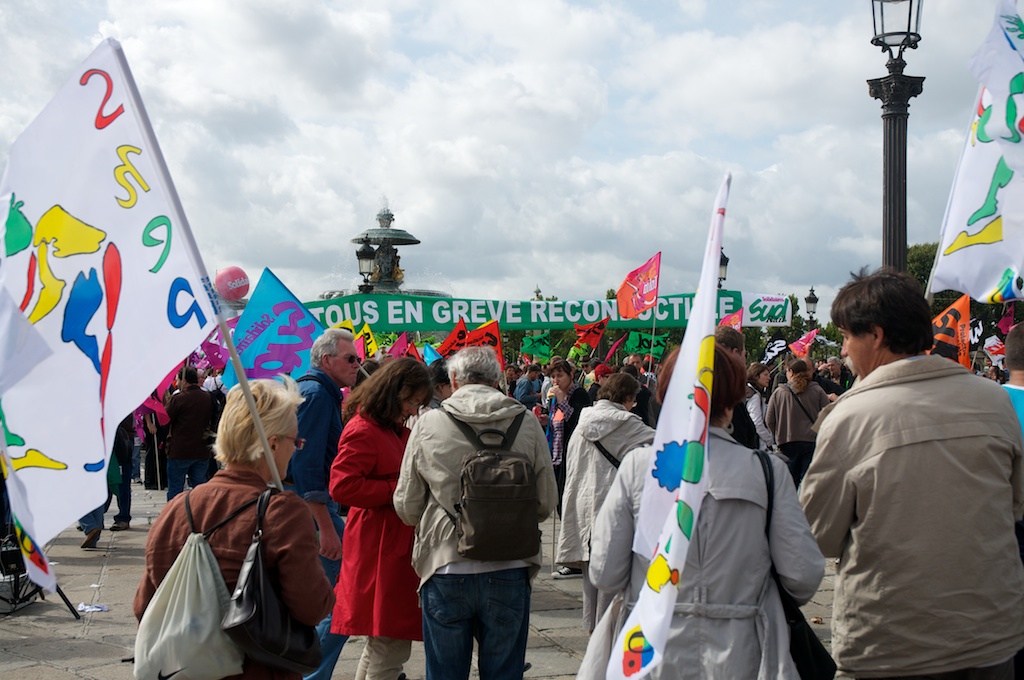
[[396, 346, 557, 680], [288, 327, 360, 680]]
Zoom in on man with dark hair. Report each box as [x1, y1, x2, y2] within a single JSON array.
[[164, 365, 216, 501], [514, 363, 543, 408], [801, 268, 1024, 679], [714, 326, 760, 449]]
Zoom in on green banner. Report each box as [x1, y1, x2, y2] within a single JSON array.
[[304, 291, 791, 333]]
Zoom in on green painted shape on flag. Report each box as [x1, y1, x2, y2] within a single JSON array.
[[0, 400, 25, 447], [5, 194, 33, 257], [682, 441, 704, 484], [677, 500, 694, 539]]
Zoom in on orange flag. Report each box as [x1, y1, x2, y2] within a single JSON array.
[[930, 294, 971, 368], [616, 253, 661, 319]]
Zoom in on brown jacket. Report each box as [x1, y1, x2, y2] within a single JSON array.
[[134, 469, 334, 680], [764, 381, 829, 446]]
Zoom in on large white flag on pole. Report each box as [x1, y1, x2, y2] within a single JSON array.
[[929, 0, 1024, 302], [607, 173, 730, 679], [0, 39, 218, 591]]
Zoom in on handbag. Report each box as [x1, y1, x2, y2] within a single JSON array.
[[753, 449, 836, 680], [221, 489, 322, 675]]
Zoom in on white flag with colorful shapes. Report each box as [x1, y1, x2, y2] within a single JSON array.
[[930, 0, 1024, 302], [0, 39, 216, 590], [609, 174, 730, 679]]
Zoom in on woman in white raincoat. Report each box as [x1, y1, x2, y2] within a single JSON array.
[[556, 372, 655, 631]]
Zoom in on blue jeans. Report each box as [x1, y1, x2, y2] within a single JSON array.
[[113, 452, 133, 523], [302, 500, 349, 680], [79, 505, 105, 534], [166, 458, 209, 501], [421, 568, 531, 680]]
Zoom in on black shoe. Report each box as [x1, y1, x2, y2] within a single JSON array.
[[552, 566, 583, 579]]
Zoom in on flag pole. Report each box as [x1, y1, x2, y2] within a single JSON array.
[[111, 41, 282, 491]]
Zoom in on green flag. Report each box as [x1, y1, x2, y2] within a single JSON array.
[[624, 331, 669, 359], [521, 332, 551, 361]]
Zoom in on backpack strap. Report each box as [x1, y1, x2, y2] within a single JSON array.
[[444, 411, 527, 451], [784, 385, 816, 424], [184, 489, 268, 539], [593, 440, 620, 469]]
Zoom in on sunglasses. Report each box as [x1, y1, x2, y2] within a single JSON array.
[[279, 435, 306, 450], [331, 353, 360, 365]]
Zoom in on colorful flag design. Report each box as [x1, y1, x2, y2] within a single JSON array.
[[609, 174, 731, 679], [0, 39, 217, 590], [930, 294, 972, 368]]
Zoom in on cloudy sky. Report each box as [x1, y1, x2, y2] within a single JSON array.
[[0, 0, 1001, 322]]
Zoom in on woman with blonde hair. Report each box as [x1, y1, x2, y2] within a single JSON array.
[[765, 357, 830, 485], [329, 358, 433, 680], [135, 378, 334, 680]]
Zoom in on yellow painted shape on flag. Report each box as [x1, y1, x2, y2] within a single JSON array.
[[943, 215, 1003, 255], [27, 243, 65, 324], [34, 205, 106, 257], [697, 335, 715, 393], [11, 449, 68, 472], [331, 319, 355, 333]]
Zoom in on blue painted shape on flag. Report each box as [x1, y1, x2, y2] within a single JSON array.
[[423, 342, 442, 365], [223, 268, 325, 388]]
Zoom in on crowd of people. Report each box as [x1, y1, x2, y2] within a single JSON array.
[[126, 267, 1024, 680]]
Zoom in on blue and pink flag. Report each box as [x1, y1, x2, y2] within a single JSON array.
[[0, 39, 218, 590], [609, 174, 730, 679], [223, 268, 324, 388]]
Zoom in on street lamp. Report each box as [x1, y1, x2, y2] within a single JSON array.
[[717, 249, 729, 290], [355, 238, 376, 294], [805, 286, 819, 328], [868, 0, 924, 273]]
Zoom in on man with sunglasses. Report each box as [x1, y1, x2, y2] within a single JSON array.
[[287, 327, 361, 680]]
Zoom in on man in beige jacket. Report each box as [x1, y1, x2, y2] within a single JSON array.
[[801, 269, 1024, 679]]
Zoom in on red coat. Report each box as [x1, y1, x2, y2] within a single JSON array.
[[329, 413, 422, 640]]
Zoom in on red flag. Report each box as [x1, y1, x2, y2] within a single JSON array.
[[465, 320, 504, 367], [718, 308, 743, 331], [437, 319, 469, 357], [404, 341, 423, 363], [604, 334, 627, 363], [573, 317, 610, 350], [616, 253, 661, 319], [930, 294, 971, 368], [788, 329, 819, 357]]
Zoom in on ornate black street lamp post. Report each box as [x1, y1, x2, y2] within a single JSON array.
[[868, 0, 924, 273], [717, 250, 729, 290], [805, 287, 819, 329], [355, 238, 376, 294]]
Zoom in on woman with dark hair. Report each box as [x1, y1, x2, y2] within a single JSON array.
[[745, 362, 775, 450], [427, 358, 452, 409], [765, 358, 830, 486], [546, 359, 593, 506], [329, 358, 433, 680], [588, 345, 824, 678], [556, 373, 654, 629]]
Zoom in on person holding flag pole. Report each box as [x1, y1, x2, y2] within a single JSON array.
[[586, 174, 824, 679]]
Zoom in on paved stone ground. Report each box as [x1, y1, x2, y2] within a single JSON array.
[[0, 483, 834, 679]]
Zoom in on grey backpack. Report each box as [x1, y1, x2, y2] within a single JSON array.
[[444, 411, 540, 561]]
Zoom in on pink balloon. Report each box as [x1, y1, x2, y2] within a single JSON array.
[[215, 266, 249, 301]]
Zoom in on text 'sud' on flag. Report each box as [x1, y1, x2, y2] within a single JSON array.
[[930, 0, 1024, 303], [222, 268, 325, 389], [930, 294, 972, 368], [573, 317, 610, 350], [436, 318, 469, 357], [608, 174, 731, 679], [0, 39, 216, 590], [617, 253, 662, 320]]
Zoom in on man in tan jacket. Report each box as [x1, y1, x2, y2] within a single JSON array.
[[801, 269, 1024, 679]]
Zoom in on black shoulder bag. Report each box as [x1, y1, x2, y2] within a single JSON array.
[[593, 440, 621, 469], [221, 489, 322, 674], [753, 449, 836, 680]]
